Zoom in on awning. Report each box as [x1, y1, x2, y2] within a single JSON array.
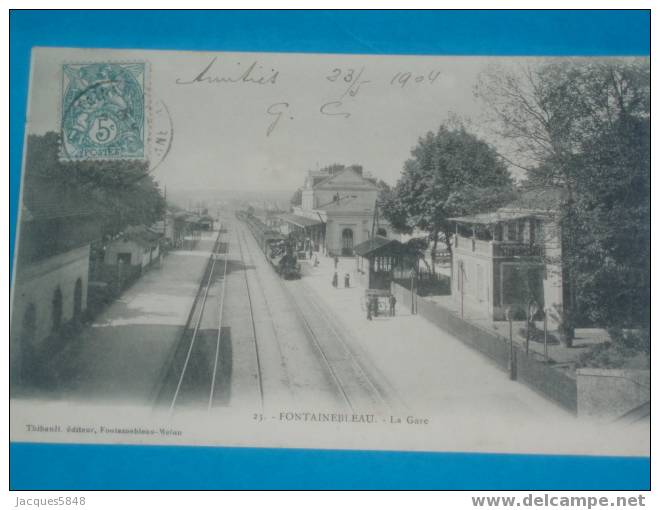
[[449, 211, 534, 225], [279, 213, 322, 228]]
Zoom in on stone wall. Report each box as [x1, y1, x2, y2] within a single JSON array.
[[576, 368, 650, 421], [392, 282, 578, 413], [11, 245, 90, 378]]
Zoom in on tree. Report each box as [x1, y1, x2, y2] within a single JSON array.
[[569, 63, 650, 332], [382, 123, 513, 272], [23, 132, 166, 237], [476, 59, 650, 339], [375, 179, 392, 204]]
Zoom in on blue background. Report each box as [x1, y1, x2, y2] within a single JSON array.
[[10, 10, 651, 490]]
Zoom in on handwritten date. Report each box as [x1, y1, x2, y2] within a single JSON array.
[[390, 70, 442, 88]]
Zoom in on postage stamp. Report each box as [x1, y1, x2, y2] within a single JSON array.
[[60, 62, 146, 160]]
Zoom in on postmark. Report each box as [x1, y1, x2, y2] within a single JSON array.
[[150, 99, 174, 172], [60, 62, 147, 160]]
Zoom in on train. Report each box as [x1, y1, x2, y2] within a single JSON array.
[[237, 211, 302, 280]]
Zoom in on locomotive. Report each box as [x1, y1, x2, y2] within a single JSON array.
[[237, 211, 301, 280]]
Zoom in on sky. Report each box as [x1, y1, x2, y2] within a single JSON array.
[[28, 48, 543, 192]]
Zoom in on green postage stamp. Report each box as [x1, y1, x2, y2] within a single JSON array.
[[60, 62, 146, 160]]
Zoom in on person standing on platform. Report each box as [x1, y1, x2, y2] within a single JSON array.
[[332, 272, 338, 288], [389, 294, 397, 317], [344, 273, 350, 288]]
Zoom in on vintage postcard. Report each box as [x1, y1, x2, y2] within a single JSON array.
[[10, 47, 650, 457]]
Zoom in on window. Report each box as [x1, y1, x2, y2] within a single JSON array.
[[494, 223, 503, 242], [507, 222, 517, 241], [20, 303, 38, 379], [501, 264, 545, 309], [52, 287, 63, 332], [22, 304, 37, 347], [73, 278, 83, 321], [536, 220, 545, 244], [477, 264, 485, 302], [341, 228, 354, 255]]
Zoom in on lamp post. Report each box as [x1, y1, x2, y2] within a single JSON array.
[[459, 261, 465, 319], [543, 307, 549, 362], [409, 268, 416, 315], [505, 307, 517, 381], [526, 299, 539, 357]]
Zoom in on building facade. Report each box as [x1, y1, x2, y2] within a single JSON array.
[[102, 225, 161, 289], [450, 189, 564, 329], [11, 181, 100, 386], [287, 167, 393, 256]]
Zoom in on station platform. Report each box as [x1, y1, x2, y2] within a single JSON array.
[[44, 232, 217, 405]]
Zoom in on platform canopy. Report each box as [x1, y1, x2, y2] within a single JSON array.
[[278, 213, 322, 228], [354, 236, 414, 258]]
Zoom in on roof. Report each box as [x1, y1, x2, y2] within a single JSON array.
[[305, 170, 330, 188], [450, 187, 564, 225], [113, 224, 161, 248], [263, 231, 287, 241], [312, 167, 379, 191], [354, 236, 414, 258], [449, 211, 535, 225], [125, 224, 160, 239], [279, 213, 322, 228], [317, 194, 361, 210], [501, 187, 564, 212]]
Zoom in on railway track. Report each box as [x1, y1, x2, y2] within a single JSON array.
[[284, 281, 391, 414], [155, 228, 231, 412], [234, 225, 265, 410], [160, 217, 393, 415], [294, 281, 395, 413], [238, 218, 391, 414]]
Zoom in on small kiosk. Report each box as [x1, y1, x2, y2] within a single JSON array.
[[354, 236, 419, 314]]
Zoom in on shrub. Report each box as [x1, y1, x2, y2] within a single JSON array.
[[518, 323, 560, 345], [577, 328, 649, 369], [608, 328, 650, 355]]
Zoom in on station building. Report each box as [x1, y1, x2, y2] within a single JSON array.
[[284, 166, 394, 256]]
